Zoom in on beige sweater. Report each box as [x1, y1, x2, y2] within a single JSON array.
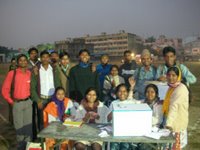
[[166, 83, 189, 132]]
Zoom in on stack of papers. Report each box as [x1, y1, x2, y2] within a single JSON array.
[[63, 121, 83, 127]]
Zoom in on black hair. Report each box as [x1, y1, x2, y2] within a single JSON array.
[[145, 84, 159, 98], [16, 54, 28, 63], [110, 65, 119, 72], [59, 52, 70, 59], [28, 47, 38, 55], [163, 46, 176, 56], [124, 50, 131, 56], [40, 50, 50, 57], [167, 66, 180, 77], [100, 54, 109, 59], [78, 49, 90, 56], [84, 87, 99, 101], [55, 86, 65, 94], [115, 83, 128, 94], [11, 57, 16, 62], [50, 51, 59, 55]]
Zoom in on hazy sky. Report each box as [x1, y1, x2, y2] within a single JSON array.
[[0, 0, 200, 49]]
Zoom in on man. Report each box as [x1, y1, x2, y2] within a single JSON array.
[[28, 47, 40, 70], [119, 50, 137, 87], [56, 52, 73, 96], [133, 49, 157, 100], [50, 50, 60, 68], [31, 50, 61, 131], [156, 46, 196, 86], [96, 54, 112, 90], [69, 49, 100, 103], [2, 54, 32, 150], [27, 47, 40, 141]]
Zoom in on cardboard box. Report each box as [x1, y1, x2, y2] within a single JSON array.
[[113, 103, 152, 136]]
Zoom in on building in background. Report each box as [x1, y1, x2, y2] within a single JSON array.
[[184, 37, 200, 61], [55, 31, 143, 60]]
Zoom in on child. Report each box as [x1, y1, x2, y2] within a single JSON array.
[[74, 87, 110, 150], [103, 65, 125, 106], [108, 83, 140, 150], [43, 87, 75, 150]]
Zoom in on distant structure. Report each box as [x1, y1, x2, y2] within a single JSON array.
[[144, 35, 183, 57], [184, 37, 200, 61], [55, 30, 143, 60]]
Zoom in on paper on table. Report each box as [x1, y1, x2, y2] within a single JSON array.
[[145, 128, 171, 139]]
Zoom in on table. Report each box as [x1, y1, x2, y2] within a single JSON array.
[[38, 121, 175, 150]]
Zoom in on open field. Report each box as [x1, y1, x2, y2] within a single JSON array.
[[0, 61, 200, 149]]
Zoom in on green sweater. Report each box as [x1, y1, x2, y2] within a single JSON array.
[[69, 65, 100, 102]]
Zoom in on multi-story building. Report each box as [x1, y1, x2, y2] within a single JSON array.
[[85, 31, 143, 59], [184, 37, 200, 60], [55, 31, 143, 60], [55, 38, 93, 60]]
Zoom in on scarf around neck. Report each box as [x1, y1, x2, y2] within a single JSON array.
[[51, 94, 65, 122], [162, 67, 182, 117]]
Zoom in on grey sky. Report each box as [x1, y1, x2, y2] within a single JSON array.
[[0, 0, 200, 49]]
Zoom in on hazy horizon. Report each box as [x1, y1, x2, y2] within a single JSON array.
[[0, 0, 200, 49]]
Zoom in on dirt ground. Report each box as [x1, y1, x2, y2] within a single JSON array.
[[0, 61, 199, 150]]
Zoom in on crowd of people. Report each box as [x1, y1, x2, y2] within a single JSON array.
[[1, 46, 197, 150]]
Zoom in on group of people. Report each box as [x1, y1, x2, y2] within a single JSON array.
[[2, 46, 197, 150]]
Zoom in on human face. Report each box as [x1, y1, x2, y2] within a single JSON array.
[[86, 90, 97, 103], [29, 50, 38, 61], [145, 87, 156, 102], [101, 56, 109, 65], [56, 89, 65, 101], [164, 52, 176, 67], [117, 86, 128, 101], [51, 53, 59, 63], [167, 70, 178, 84], [79, 52, 90, 63], [61, 55, 70, 67], [124, 53, 132, 62], [110, 67, 118, 76], [41, 54, 50, 65], [18, 56, 28, 68], [141, 55, 152, 67]]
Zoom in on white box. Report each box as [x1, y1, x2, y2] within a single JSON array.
[[113, 103, 152, 136]]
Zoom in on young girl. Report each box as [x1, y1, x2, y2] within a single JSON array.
[[43, 87, 75, 150], [144, 84, 163, 127], [163, 66, 189, 149], [74, 87, 110, 150], [108, 83, 140, 150], [103, 65, 125, 106]]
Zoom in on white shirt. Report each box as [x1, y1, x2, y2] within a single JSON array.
[[39, 65, 55, 96]]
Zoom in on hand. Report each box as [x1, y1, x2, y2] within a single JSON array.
[[38, 101, 43, 109], [128, 77, 136, 90], [165, 126, 173, 131], [158, 76, 167, 82], [111, 80, 116, 87], [33, 66, 39, 75], [91, 112, 100, 120]]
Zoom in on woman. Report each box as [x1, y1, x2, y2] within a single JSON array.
[[103, 65, 125, 106], [74, 87, 109, 150], [144, 84, 163, 127], [163, 66, 189, 149], [43, 87, 75, 150], [108, 83, 140, 150]]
